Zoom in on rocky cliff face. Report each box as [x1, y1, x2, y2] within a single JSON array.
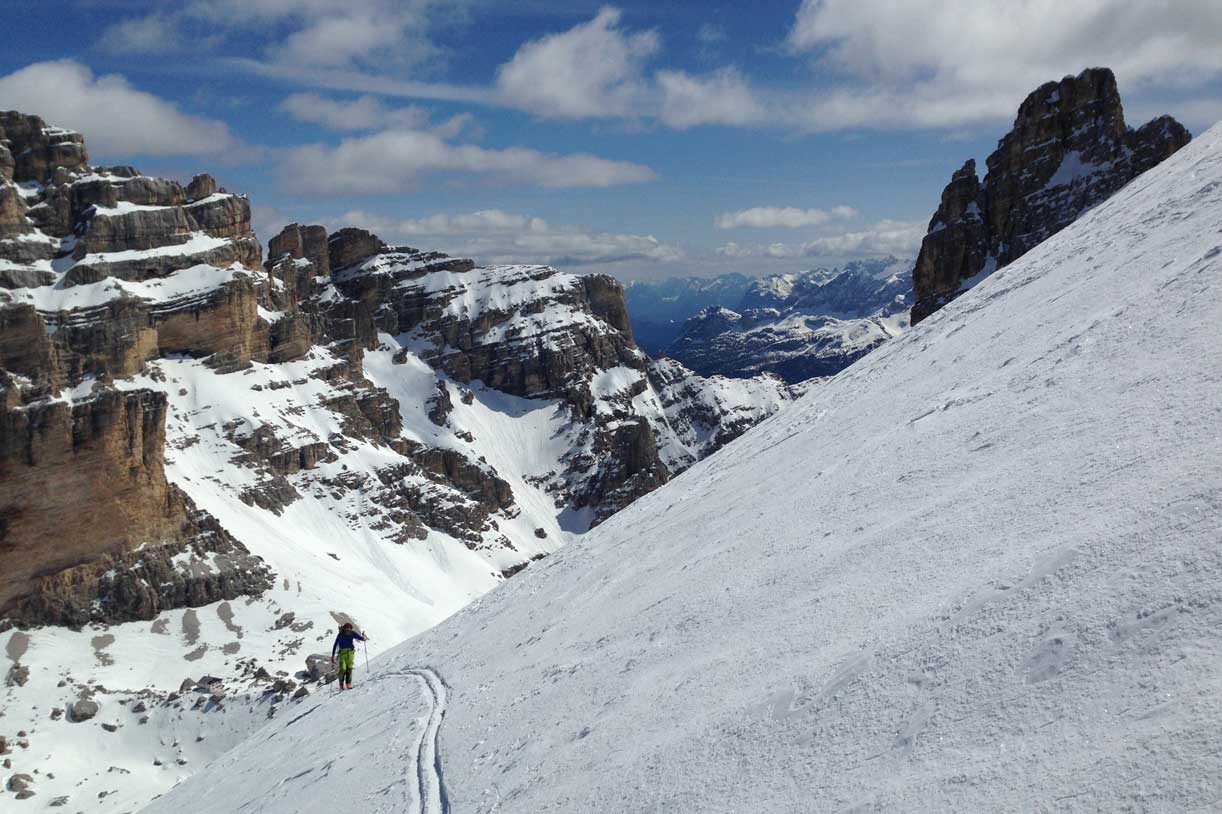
[[0, 110, 792, 629], [0, 384, 270, 627], [910, 68, 1190, 323], [264, 223, 793, 524], [668, 257, 912, 383], [0, 112, 273, 626]]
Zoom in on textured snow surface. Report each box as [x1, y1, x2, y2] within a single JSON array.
[[140, 127, 1222, 812]]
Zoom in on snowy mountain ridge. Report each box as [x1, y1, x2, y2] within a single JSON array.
[[141, 119, 1222, 813], [668, 256, 912, 383], [623, 272, 755, 354]]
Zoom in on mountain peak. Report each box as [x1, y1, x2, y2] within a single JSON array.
[[911, 67, 1191, 323]]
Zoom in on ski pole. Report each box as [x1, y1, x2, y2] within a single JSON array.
[[363, 639, 370, 673]]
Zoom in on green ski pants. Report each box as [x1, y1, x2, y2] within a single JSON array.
[[337, 647, 355, 684]]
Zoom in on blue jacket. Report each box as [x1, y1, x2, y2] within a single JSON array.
[[332, 629, 366, 656]]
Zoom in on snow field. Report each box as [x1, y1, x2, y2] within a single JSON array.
[[144, 123, 1222, 812]]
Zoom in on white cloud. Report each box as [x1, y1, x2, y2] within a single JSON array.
[[798, 219, 925, 256], [277, 93, 483, 140], [378, 210, 546, 235], [786, 0, 1222, 131], [101, 0, 449, 73], [278, 93, 431, 131], [496, 7, 658, 119], [0, 60, 243, 158], [278, 130, 656, 194], [96, 15, 192, 54], [340, 209, 683, 267], [494, 9, 772, 130], [657, 68, 766, 128], [275, 12, 407, 69], [716, 219, 924, 260], [715, 205, 857, 230]]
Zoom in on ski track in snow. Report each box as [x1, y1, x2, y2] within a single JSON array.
[[376, 668, 451, 814], [135, 665, 451, 814]]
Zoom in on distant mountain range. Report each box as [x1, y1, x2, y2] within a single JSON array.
[[624, 273, 754, 354], [662, 257, 913, 383]]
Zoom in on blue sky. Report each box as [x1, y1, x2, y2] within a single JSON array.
[[2, 0, 1221, 281]]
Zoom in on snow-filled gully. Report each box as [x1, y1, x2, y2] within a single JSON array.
[[373, 668, 451, 814]]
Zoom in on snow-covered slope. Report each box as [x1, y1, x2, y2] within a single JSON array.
[[139, 125, 1222, 812]]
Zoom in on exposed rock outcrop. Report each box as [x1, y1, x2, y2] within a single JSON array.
[[264, 223, 793, 524], [0, 112, 269, 395], [0, 381, 272, 626], [910, 68, 1190, 323], [0, 111, 88, 183]]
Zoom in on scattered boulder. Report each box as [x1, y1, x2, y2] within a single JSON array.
[[70, 700, 99, 722], [305, 654, 335, 682], [178, 678, 195, 694], [196, 675, 223, 692], [49, 708, 63, 720], [131, 701, 147, 714], [292, 686, 309, 700], [7, 773, 34, 792], [101, 722, 119, 732], [50, 795, 69, 807], [427, 380, 453, 426]]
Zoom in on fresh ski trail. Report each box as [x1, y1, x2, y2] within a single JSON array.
[[375, 668, 450, 814]]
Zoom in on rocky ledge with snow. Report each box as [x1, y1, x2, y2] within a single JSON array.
[[667, 256, 911, 383], [910, 67, 1190, 323]]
